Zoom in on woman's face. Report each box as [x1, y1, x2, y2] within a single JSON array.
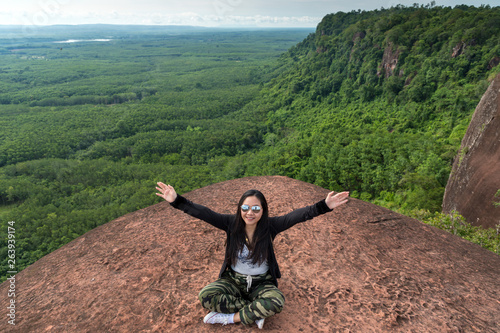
[[241, 196, 263, 227]]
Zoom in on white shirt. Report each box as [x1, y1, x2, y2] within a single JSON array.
[[231, 244, 269, 276]]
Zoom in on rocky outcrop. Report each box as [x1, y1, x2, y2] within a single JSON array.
[[443, 73, 500, 228], [2, 176, 500, 332], [352, 31, 366, 42], [451, 41, 467, 58], [488, 56, 500, 70], [451, 40, 477, 58], [377, 42, 401, 78]]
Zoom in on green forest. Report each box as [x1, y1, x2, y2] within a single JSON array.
[[1, 4, 500, 281]]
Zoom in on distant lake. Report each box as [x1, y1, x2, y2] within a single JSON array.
[[54, 39, 112, 43]]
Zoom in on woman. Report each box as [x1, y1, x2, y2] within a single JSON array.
[[156, 182, 349, 329]]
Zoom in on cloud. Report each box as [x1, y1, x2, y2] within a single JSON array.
[[140, 13, 322, 27], [1, 0, 323, 27], [1, 2, 320, 27], [6, 0, 494, 28], [226, 15, 322, 27]]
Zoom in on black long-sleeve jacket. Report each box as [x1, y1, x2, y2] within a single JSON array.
[[170, 195, 332, 286]]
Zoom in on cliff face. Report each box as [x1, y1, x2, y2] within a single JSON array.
[[1, 176, 500, 332], [377, 42, 401, 78], [443, 73, 500, 228]]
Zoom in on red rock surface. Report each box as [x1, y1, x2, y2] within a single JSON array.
[[2, 176, 500, 332], [443, 73, 500, 228]]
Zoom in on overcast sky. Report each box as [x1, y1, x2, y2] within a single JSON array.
[[2, 0, 499, 28]]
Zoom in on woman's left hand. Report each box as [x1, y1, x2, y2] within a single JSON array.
[[156, 182, 178, 203], [325, 191, 350, 210]]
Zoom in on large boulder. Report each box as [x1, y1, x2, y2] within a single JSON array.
[[443, 73, 500, 228], [2, 176, 499, 332]]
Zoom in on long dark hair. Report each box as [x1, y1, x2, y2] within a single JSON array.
[[227, 189, 271, 266]]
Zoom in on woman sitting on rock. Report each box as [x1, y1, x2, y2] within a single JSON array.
[[155, 182, 349, 329]]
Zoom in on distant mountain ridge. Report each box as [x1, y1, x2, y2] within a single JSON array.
[[0, 24, 313, 40]]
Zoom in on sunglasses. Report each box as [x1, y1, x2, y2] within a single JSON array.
[[240, 204, 262, 213]]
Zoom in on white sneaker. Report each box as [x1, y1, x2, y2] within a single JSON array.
[[203, 312, 233, 326], [256, 318, 265, 329]]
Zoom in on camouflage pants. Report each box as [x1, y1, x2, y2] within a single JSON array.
[[198, 269, 285, 325]]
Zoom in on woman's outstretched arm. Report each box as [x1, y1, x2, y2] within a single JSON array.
[[155, 181, 232, 230], [270, 190, 350, 234]]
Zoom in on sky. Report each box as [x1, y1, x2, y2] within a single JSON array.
[[1, 0, 499, 28]]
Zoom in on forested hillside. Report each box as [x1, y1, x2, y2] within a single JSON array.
[[1, 4, 500, 281], [237, 4, 500, 227], [241, 4, 500, 208]]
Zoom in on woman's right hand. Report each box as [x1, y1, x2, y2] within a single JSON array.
[[155, 182, 177, 203]]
